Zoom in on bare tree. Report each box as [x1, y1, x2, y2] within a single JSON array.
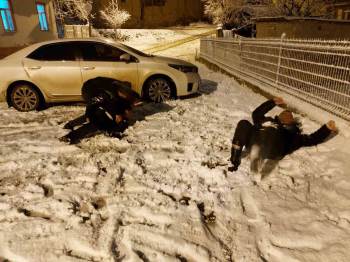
[[100, 0, 131, 39], [54, 0, 94, 24], [71, 0, 93, 24], [272, 0, 335, 17], [202, 0, 246, 25], [201, 0, 277, 28], [53, 0, 67, 22]]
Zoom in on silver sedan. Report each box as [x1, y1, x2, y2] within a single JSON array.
[[0, 38, 201, 111]]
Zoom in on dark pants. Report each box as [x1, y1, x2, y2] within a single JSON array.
[[230, 120, 254, 170], [64, 122, 101, 144], [65, 115, 87, 128], [232, 120, 254, 148], [231, 120, 286, 175], [63, 113, 128, 144]]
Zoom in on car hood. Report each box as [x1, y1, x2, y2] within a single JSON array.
[[149, 55, 196, 67]]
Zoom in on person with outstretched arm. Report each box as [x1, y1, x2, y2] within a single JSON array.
[[229, 97, 338, 172]]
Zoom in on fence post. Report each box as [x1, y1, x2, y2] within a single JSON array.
[[214, 40, 216, 60], [239, 37, 242, 73], [275, 33, 286, 87]]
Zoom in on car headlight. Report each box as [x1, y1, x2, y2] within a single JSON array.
[[169, 64, 198, 73]]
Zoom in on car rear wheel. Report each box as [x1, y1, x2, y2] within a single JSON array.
[[145, 77, 173, 103], [10, 84, 41, 112]]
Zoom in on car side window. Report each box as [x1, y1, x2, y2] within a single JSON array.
[[27, 43, 77, 61], [80, 43, 127, 62]]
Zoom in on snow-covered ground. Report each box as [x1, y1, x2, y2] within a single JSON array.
[[1, 36, 350, 262], [97, 23, 215, 51]]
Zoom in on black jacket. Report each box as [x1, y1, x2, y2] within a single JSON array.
[[85, 92, 131, 131], [251, 100, 331, 159], [81, 77, 134, 131]]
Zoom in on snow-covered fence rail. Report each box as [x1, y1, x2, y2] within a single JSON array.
[[200, 37, 350, 121]]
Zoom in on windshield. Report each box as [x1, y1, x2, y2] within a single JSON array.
[[119, 44, 152, 57]]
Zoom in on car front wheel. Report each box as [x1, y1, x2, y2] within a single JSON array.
[[10, 84, 41, 112], [145, 77, 173, 103]]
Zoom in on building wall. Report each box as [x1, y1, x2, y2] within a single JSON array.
[[0, 0, 57, 57], [118, 0, 141, 28], [256, 19, 350, 39], [94, 0, 203, 28], [334, 0, 350, 20]]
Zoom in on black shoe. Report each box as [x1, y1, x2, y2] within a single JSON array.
[[59, 135, 79, 145], [228, 165, 238, 172], [108, 131, 123, 139], [63, 123, 73, 130], [59, 135, 71, 143], [230, 146, 242, 171]]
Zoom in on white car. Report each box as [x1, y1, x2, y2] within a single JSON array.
[[0, 38, 201, 111]]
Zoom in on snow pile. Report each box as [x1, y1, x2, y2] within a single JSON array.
[[0, 38, 349, 262]]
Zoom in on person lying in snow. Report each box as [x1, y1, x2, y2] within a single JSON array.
[[60, 77, 142, 144], [229, 97, 338, 173]]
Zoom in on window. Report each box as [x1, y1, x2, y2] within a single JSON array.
[[144, 0, 166, 6], [0, 0, 15, 32], [27, 43, 77, 61], [80, 43, 127, 62], [36, 3, 48, 31]]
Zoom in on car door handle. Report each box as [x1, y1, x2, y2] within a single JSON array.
[[82, 66, 95, 70], [28, 66, 41, 70]]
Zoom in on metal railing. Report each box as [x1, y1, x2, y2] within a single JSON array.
[[200, 37, 350, 121]]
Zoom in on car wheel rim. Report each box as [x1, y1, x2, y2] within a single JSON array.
[[13, 86, 38, 111], [149, 79, 171, 102]]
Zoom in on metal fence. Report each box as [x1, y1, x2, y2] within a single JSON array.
[[200, 37, 350, 121]]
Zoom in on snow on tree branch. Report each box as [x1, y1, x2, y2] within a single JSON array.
[[54, 0, 94, 24], [71, 0, 94, 24], [202, 0, 245, 25], [272, 0, 334, 17], [100, 0, 131, 39], [100, 0, 130, 29]]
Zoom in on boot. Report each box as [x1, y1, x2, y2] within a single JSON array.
[[63, 122, 73, 130], [59, 134, 80, 145], [59, 135, 71, 143], [108, 130, 123, 139], [230, 144, 242, 171]]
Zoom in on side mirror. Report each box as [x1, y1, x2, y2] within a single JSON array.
[[120, 53, 131, 63]]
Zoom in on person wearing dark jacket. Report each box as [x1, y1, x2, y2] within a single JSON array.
[[229, 97, 337, 172], [60, 77, 141, 144]]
